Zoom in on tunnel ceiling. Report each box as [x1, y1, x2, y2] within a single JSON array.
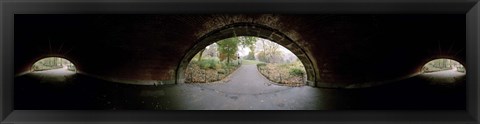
[[14, 14, 466, 88]]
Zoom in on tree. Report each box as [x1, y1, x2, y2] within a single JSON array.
[[238, 36, 257, 60], [258, 39, 283, 63], [256, 51, 268, 62], [245, 52, 255, 60], [197, 49, 205, 61], [217, 37, 240, 64], [204, 43, 218, 57]]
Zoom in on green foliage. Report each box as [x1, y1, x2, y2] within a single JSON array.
[[32, 64, 62, 71], [32, 57, 74, 71], [217, 69, 226, 74], [225, 62, 237, 68], [457, 66, 466, 72], [185, 55, 241, 83], [239, 36, 256, 47], [256, 51, 267, 63], [242, 60, 264, 65], [423, 59, 463, 73], [289, 68, 305, 76], [217, 62, 236, 72], [198, 59, 221, 69], [257, 63, 266, 67], [238, 36, 257, 60], [67, 64, 76, 71], [245, 51, 256, 60], [197, 48, 205, 61], [239, 37, 256, 50], [292, 59, 303, 66], [217, 37, 240, 64]]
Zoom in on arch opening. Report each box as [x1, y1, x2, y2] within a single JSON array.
[[184, 36, 307, 87], [31, 57, 77, 75], [420, 58, 465, 84], [176, 23, 316, 86]]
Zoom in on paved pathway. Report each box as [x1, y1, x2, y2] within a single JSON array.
[[420, 69, 466, 84], [30, 67, 76, 83], [166, 65, 324, 110], [15, 65, 466, 110], [194, 64, 292, 95]]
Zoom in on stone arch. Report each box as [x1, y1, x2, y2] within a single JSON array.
[[176, 23, 317, 86]]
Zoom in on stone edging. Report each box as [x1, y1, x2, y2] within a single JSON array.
[[256, 64, 305, 87]]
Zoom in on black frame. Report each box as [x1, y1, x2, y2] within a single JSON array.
[[1, 0, 479, 124]]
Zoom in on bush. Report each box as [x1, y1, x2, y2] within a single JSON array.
[[225, 62, 236, 67], [215, 62, 223, 69], [198, 59, 220, 69], [257, 63, 266, 67], [217, 69, 226, 74], [289, 68, 305, 76]]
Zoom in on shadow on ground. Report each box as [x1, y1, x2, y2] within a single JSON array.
[[14, 67, 465, 110]]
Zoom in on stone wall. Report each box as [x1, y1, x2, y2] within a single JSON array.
[[14, 14, 465, 88]]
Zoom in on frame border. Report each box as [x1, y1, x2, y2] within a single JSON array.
[[1, 0, 479, 124]]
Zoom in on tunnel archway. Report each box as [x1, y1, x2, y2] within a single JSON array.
[[419, 58, 466, 84], [184, 36, 308, 86], [31, 57, 77, 72], [176, 23, 317, 86], [421, 58, 465, 74], [416, 56, 466, 74], [28, 57, 78, 83]]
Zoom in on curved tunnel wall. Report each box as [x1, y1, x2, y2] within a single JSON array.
[[14, 14, 465, 88], [176, 23, 317, 86]]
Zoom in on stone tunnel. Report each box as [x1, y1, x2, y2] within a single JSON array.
[[14, 14, 465, 88]]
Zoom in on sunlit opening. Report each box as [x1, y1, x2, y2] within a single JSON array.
[[185, 36, 306, 87], [31, 57, 76, 74], [420, 58, 465, 84], [422, 59, 465, 74]]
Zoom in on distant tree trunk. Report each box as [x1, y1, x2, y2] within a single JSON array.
[[262, 40, 269, 63], [227, 56, 230, 64], [197, 49, 205, 61]]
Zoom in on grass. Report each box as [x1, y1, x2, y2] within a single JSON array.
[[241, 60, 264, 65]]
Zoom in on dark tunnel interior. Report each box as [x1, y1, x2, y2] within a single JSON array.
[[14, 14, 466, 110]]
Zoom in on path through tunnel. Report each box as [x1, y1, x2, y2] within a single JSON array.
[[184, 36, 307, 85], [177, 23, 317, 87], [13, 14, 466, 110]]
